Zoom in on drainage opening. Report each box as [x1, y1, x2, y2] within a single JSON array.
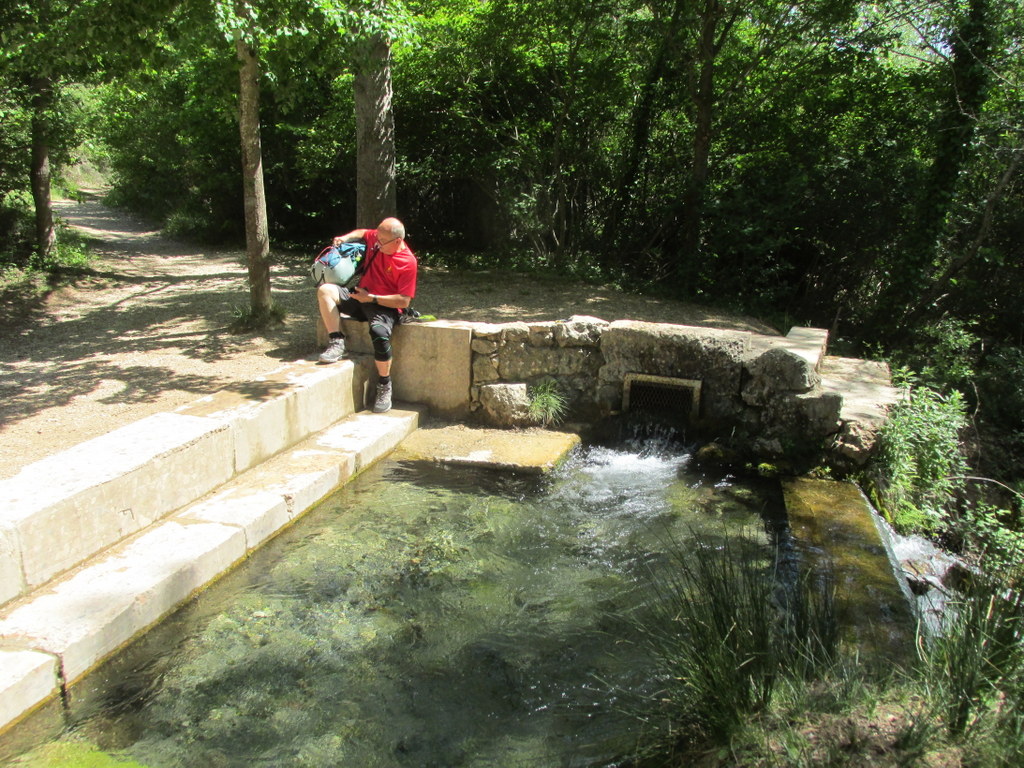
[[623, 374, 702, 430]]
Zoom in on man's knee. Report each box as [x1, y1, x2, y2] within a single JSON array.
[[368, 320, 393, 361], [317, 283, 340, 302]]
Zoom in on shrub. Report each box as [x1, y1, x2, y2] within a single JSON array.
[[873, 384, 969, 534], [916, 580, 1024, 758]]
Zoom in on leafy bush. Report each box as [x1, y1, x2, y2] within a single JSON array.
[[897, 318, 980, 391], [0, 189, 35, 269], [951, 502, 1024, 587], [873, 384, 969, 534]]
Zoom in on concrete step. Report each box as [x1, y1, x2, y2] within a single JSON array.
[[1, 359, 367, 607], [0, 406, 420, 734]]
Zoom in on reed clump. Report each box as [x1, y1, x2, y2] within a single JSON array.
[[618, 534, 1024, 767]]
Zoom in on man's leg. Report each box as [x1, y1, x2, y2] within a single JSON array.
[[317, 284, 350, 363], [367, 308, 400, 412]]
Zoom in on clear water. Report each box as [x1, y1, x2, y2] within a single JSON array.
[[22, 438, 785, 767]]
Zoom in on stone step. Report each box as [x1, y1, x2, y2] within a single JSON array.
[[0, 407, 420, 734], [783, 327, 829, 371], [1, 359, 368, 607]]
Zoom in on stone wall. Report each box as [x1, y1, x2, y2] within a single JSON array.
[[322, 314, 898, 469], [467, 316, 894, 469]]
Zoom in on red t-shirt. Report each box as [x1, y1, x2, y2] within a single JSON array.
[[359, 229, 417, 303]]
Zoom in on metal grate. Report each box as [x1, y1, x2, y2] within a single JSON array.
[[622, 373, 701, 428]]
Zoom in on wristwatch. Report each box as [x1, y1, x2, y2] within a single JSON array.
[[368, 293, 376, 302]]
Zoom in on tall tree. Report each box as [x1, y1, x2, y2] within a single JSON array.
[[235, 19, 273, 318], [353, 1, 397, 226], [218, 0, 273, 318], [211, 0, 412, 316], [608, 0, 861, 276], [870, 0, 998, 333]]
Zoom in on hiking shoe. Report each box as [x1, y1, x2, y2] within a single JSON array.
[[372, 379, 392, 413], [318, 337, 346, 364]]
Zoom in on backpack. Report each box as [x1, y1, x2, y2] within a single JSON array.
[[309, 242, 365, 288]]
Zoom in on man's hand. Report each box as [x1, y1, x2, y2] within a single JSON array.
[[350, 286, 374, 303], [333, 229, 367, 247]]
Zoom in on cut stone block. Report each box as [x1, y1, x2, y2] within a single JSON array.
[[0, 525, 24, 605], [783, 327, 829, 371], [0, 520, 245, 684], [395, 424, 580, 473], [0, 412, 234, 593], [0, 650, 59, 734], [321, 318, 474, 418]]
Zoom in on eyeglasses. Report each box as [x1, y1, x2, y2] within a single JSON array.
[[376, 235, 400, 248]]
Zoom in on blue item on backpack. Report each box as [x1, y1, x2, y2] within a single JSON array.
[[309, 242, 365, 287]]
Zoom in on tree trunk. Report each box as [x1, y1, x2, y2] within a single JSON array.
[[608, 0, 686, 250], [679, 0, 719, 261], [235, 34, 272, 317], [353, 32, 396, 227], [30, 75, 56, 260]]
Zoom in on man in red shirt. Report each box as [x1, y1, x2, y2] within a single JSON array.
[[316, 217, 418, 414]]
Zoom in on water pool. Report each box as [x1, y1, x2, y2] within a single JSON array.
[[12, 437, 785, 767]]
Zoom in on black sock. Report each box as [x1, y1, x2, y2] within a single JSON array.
[[329, 331, 344, 340], [379, 375, 391, 385]]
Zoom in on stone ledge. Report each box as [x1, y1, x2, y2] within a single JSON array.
[[175, 359, 366, 474], [783, 477, 916, 666], [0, 520, 248, 686], [0, 359, 368, 608], [394, 424, 581, 473], [820, 356, 903, 466], [0, 412, 236, 601], [0, 650, 58, 736]]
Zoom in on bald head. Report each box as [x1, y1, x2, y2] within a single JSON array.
[[378, 217, 405, 240]]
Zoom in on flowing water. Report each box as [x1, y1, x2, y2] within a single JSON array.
[[9, 437, 786, 767]]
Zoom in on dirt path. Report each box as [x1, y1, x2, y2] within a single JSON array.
[[0, 196, 776, 480]]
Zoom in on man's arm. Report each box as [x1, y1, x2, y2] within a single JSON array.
[[333, 229, 368, 245], [352, 289, 412, 309]]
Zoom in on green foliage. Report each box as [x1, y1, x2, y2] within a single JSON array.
[[1, 215, 93, 316], [873, 385, 969, 534], [917, 583, 1024, 747], [630, 556, 1024, 767], [891, 318, 980, 391], [976, 345, 1024, 434], [527, 377, 567, 427], [0, 189, 35, 268], [951, 502, 1024, 587]]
